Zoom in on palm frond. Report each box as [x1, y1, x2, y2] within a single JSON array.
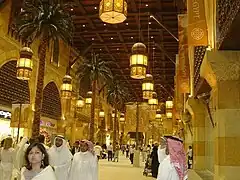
[[77, 54, 113, 93], [15, 0, 74, 56]]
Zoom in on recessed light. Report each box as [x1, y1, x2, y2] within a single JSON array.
[[100, 49, 102, 51], [153, 47, 156, 49], [104, 23, 106, 26], [82, 24, 86, 27], [70, 8, 73, 11], [149, 22, 152, 25], [126, 22, 128, 25], [94, 7, 97, 9], [117, 48, 119, 50], [131, 36, 133, 39], [146, 4, 148, 7], [151, 36, 154, 39], [111, 37, 113, 40], [92, 38, 94, 40]]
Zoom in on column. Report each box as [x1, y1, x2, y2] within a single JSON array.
[[187, 98, 206, 170], [201, 51, 240, 180]]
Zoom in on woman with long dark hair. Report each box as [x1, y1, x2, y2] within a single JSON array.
[[20, 142, 56, 180]]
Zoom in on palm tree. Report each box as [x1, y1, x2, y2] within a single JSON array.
[[107, 77, 129, 149], [78, 53, 112, 142], [15, 0, 74, 138]]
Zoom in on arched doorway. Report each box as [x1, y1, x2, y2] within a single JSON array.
[[40, 81, 61, 145], [0, 60, 30, 139]]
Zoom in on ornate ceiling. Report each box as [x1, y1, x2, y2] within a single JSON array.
[[70, 0, 184, 102]]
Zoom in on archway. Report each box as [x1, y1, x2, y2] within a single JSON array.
[[41, 81, 61, 120], [0, 60, 30, 139]]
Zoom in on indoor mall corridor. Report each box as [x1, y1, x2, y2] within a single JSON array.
[[98, 155, 200, 180]]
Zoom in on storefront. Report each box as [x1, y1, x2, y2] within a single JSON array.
[[0, 109, 24, 140], [40, 117, 57, 146]]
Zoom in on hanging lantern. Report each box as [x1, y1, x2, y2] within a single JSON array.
[[166, 111, 173, 119], [130, 42, 148, 79], [148, 92, 158, 110], [76, 98, 85, 110], [155, 109, 162, 120], [85, 91, 92, 105], [119, 113, 125, 123], [17, 47, 33, 80], [99, 0, 127, 24], [142, 74, 154, 99], [99, 110, 105, 118], [61, 75, 73, 98], [166, 97, 173, 109]]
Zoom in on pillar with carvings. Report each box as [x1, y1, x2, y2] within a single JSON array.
[[201, 51, 240, 180]]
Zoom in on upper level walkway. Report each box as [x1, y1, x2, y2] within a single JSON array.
[[99, 154, 202, 180]]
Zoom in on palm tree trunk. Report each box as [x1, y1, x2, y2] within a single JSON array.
[[113, 107, 117, 151], [32, 36, 48, 138], [89, 80, 97, 142]]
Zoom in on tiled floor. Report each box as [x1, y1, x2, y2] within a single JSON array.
[[99, 155, 198, 180]]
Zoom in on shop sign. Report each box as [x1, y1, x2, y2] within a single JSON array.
[[0, 110, 11, 119], [40, 120, 55, 128]]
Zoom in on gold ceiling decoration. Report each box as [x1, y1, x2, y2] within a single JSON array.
[[99, 0, 127, 24]]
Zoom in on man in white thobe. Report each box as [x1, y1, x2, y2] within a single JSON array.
[[157, 136, 188, 180], [69, 140, 98, 180], [48, 135, 73, 180]]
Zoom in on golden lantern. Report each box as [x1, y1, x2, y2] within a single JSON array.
[[17, 47, 33, 80], [99, 110, 105, 118], [99, 0, 127, 24], [142, 74, 154, 99], [148, 92, 158, 110], [119, 113, 125, 123], [61, 75, 73, 98], [130, 42, 148, 79], [85, 91, 92, 105], [166, 110, 173, 119], [155, 109, 162, 120], [76, 98, 85, 110], [166, 97, 173, 109]]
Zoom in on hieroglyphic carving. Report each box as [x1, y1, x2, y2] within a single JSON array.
[[217, 0, 240, 48]]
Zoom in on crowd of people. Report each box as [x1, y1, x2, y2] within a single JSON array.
[[0, 134, 193, 180], [0, 135, 98, 180]]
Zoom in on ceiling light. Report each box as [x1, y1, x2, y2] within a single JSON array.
[[142, 74, 154, 99], [104, 23, 106, 26], [117, 48, 119, 50], [130, 42, 148, 79], [149, 22, 152, 25], [92, 38, 94, 40], [131, 36, 133, 39], [99, 0, 127, 24], [82, 24, 86, 27], [70, 8, 74, 11], [151, 36, 154, 39], [126, 22, 128, 25], [146, 4, 148, 7], [94, 7, 97, 9], [100, 49, 102, 51], [111, 37, 113, 40]]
